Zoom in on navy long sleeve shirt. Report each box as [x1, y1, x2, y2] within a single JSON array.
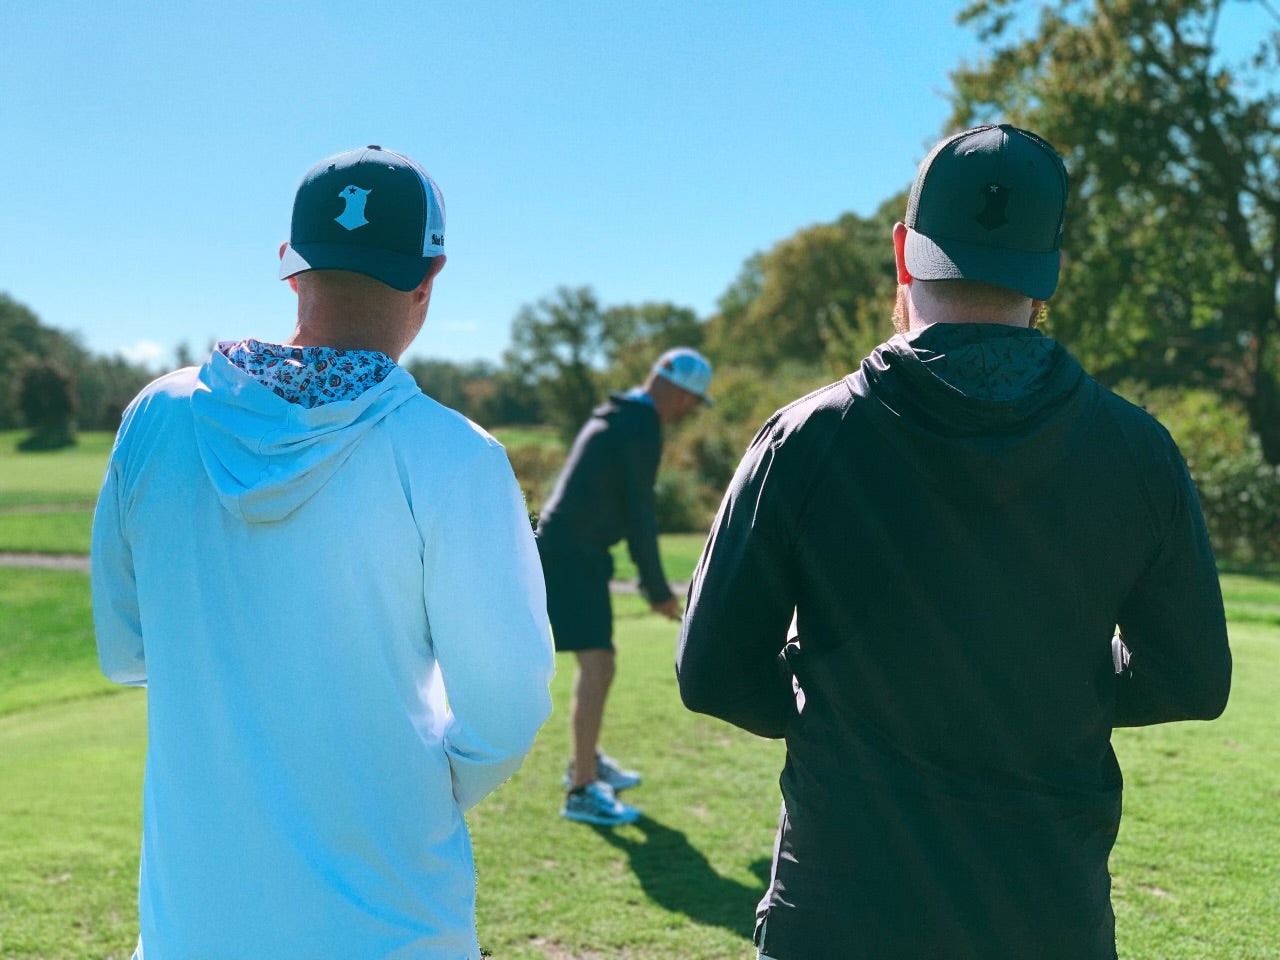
[[536, 393, 673, 605]]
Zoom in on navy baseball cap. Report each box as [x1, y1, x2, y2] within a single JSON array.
[[904, 124, 1067, 300], [279, 145, 446, 292]]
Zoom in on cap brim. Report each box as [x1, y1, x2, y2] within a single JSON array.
[[904, 229, 1059, 300], [653, 370, 713, 407], [279, 242, 436, 292]]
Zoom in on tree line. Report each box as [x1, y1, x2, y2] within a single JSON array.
[[5, 2, 1277, 555]]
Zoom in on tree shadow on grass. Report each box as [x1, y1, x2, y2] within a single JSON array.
[[592, 814, 771, 938]]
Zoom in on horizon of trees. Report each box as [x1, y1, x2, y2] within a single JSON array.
[[5, 1, 1276, 476]]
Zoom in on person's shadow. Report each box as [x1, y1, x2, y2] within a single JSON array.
[[592, 814, 771, 938]]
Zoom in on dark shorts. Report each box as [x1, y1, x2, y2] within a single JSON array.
[[536, 536, 614, 652]]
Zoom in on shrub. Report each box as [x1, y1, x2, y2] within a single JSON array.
[[15, 359, 77, 450], [504, 442, 565, 519], [1118, 383, 1280, 564], [654, 468, 705, 533]]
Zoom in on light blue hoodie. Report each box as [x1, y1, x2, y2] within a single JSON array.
[[92, 349, 554, 960]]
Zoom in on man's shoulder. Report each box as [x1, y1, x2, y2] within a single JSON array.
[[601, 393, 659, 428], [387, 389, 505, 460], [759, 378, 856, 447], [1089, 379, 1180, 454], [135, 365, 203, 403], [117, 366, 203, 432]]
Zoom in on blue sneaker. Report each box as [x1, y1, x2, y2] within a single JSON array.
[[561, 780, 641, 826], [563, 750, 642, 793]]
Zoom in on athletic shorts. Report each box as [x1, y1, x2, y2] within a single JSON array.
[[536, 535, 614, 652]]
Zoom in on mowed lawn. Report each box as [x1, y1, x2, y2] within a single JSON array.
[[2, 567, 1278, 959], [0, 431, 111, 555], [2, 433, 1278, 958]]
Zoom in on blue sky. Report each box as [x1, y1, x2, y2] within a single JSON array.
[[3, 1, 1268, 371]]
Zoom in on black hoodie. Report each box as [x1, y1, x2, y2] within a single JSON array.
[[677, 324, 1230, 960], [536, 392, 673, 604]]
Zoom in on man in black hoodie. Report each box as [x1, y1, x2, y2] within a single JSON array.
[[538, 347, 712, 825], [677, 125, 1231, 960]]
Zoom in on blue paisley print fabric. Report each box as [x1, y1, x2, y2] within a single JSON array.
[[219, 339, 394, 408]]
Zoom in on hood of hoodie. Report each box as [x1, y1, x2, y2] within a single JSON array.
[[191, 348, 421, 523], [856, 322, 1093, 502]]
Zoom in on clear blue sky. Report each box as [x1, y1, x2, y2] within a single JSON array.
[[4, 2, 1266, 372], [2, 1, 989, 369]]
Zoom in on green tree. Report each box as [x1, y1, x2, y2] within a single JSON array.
[[951, 0, 1280, 458], [506, 286, 610, 442], [0, 292, 152, 431], [15, 358, 77, 449], [405, 358, 488, 413], [704, 199, 901, 372], [601, 301, 705, 388], [0, 294, 61, 430]]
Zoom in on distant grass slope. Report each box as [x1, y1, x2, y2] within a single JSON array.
[[0, 569, 112, 716], [0, 510, 94, 554], [490, 425, 566, 451], [0, 431, 113, 509]]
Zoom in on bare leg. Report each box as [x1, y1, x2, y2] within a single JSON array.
[[569, 648, 616, 789]]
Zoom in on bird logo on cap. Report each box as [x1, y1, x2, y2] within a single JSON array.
[[335, 185, 372, 231], [975, 182, 1011, 230]]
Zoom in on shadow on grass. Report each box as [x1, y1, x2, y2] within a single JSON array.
[[592, 814, 770, 939]]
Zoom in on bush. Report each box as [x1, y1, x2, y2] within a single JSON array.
[[15, 359, 77, 450], [654, 468, 705, 533], [504, 442, 565, 519], [1118, 383, 1280, 564], [662, 362, 834, 531]]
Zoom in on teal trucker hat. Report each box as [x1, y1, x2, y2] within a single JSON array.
[[903, 124, 1067, 300], [652, 347, 713, 405], [279, 145, 445, 292]]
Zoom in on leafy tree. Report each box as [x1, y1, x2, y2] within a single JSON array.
[[0, 292, 153, 431], [0, 294, 62, 430], [951, 0, 1280, 458], [403, 357, 542, 428], [73, 355, 153, 431], [405, 357, 491, 414], [601, 301, 705, 388], [704, 199, 901, 372], [15, 358, 77, 449], [506, 286, 610, 442]]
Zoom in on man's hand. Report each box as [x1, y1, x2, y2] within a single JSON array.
[[651, 596, 682, 621]]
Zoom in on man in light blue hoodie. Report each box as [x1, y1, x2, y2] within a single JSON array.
[[92, 145, 555, 960]]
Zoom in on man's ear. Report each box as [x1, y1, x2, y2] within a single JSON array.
[[410, 255, 447, 304], [893, 223, 912, 285], [278, 242, 300, 293]]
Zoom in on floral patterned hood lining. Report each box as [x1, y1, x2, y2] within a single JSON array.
[[218, 339, 395, 408]]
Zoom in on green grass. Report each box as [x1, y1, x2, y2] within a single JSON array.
[[0, 693, 144, 960], [491, 425, 566, 452], [2, 572, 1277, 958], [0, 569, 112, 716], [611, 532, 707, 586], [0, 510, 94, 554], [0, 431, 113, 509]]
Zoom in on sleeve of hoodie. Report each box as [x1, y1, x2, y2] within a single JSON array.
[[620, 411, 673, 605], [421, 440, 555, 812], [1113, 442, 1231, 727], [90, 426, 147, 687], [676, 416, 799, 738]]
